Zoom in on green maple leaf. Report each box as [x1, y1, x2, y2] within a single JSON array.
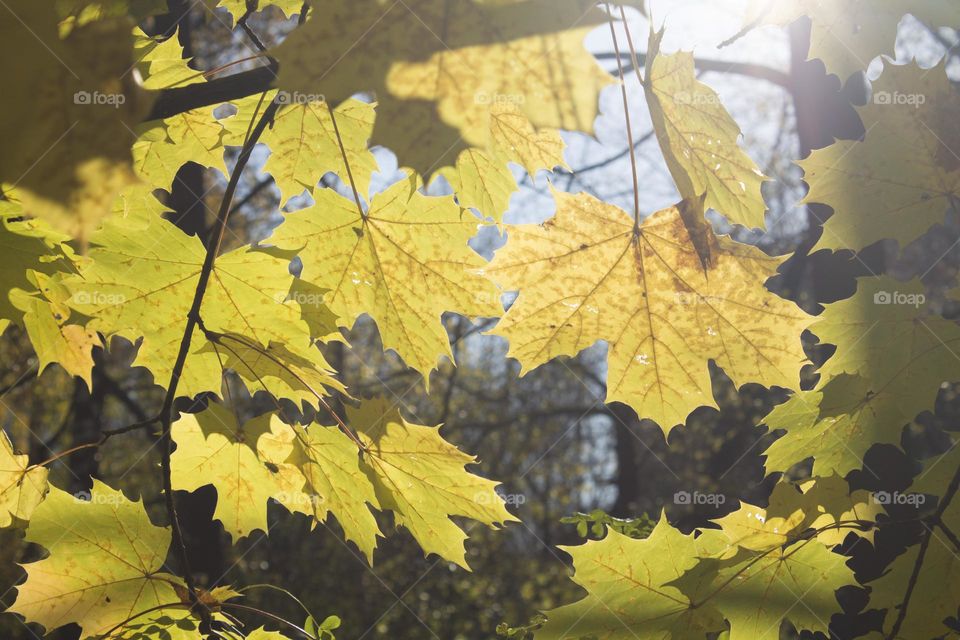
[[537, 513, 726, 639], [11, 481, 184, 638], [803, 61, 960, 252], [745, 0, 960, 80], [765, 277, 960, 475], [487, 190, 811, 432], [64, 200, 341, 402], [681, 541, 854, 639], [869, 445, 960, 639]]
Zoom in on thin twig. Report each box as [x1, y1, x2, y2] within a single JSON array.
[[237, 10, 268, 53], [886, 462, 960, 639], [220, 602, 318, 639], [29, 415, 161, 469]]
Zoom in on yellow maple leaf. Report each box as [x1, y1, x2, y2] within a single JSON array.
[[439, 104, 568, 223], [258, 419, 383, 563], [223, 91, 378, 205], [350, 400, 518, 569], [269, 174, 502, 379], [271, 0, 609, 175], [64, 199, 341, 403], [11, 481, 184, 638], [644, 28, 768, 230], [171, 404, 288, 541], [486, 190, 811, 432], [0, 431, 48, 528]]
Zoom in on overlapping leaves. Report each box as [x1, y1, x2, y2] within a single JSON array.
[[487, 190, 811, 432]]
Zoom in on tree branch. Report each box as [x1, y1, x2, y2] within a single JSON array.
[[147, 63, 277, 121], [594, 52, 792, 88]]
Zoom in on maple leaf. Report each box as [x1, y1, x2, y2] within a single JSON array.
[[171, 404, 289, 540], [225, 91, 378, 205], [64, 201, 341, 402], [0, 1, 152, 242], [744, 0, 960, 81], [0, 430, 48, 528], [715, 476, 881, 551], [537, 513, 726, 639], [350, 399, 518, 569], [133, 27, 204, 90], [11, 273, 98, 388], [800, 475, 883, 547], [765, 277, 960, 475], [0, 199, 75, 330], [133, 106, 227, 191], [644, 28, 768, 231], [438, 104, 567, 224], [486, 190, 811, 432], [269, 174, 502, 379], [213, 0, 304, 20], [259, 420, 383, 563], [11, 481, 184, 638], [803, 60, 960, 252], [271, 0, 609, 175], [681, 540, 854, 639]]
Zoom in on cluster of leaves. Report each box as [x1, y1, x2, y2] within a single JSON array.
[[0, 0, 958, 639]]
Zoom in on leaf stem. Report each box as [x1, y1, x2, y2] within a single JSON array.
[[326, 101, 366, 220], [604, 4, 641, 237]]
